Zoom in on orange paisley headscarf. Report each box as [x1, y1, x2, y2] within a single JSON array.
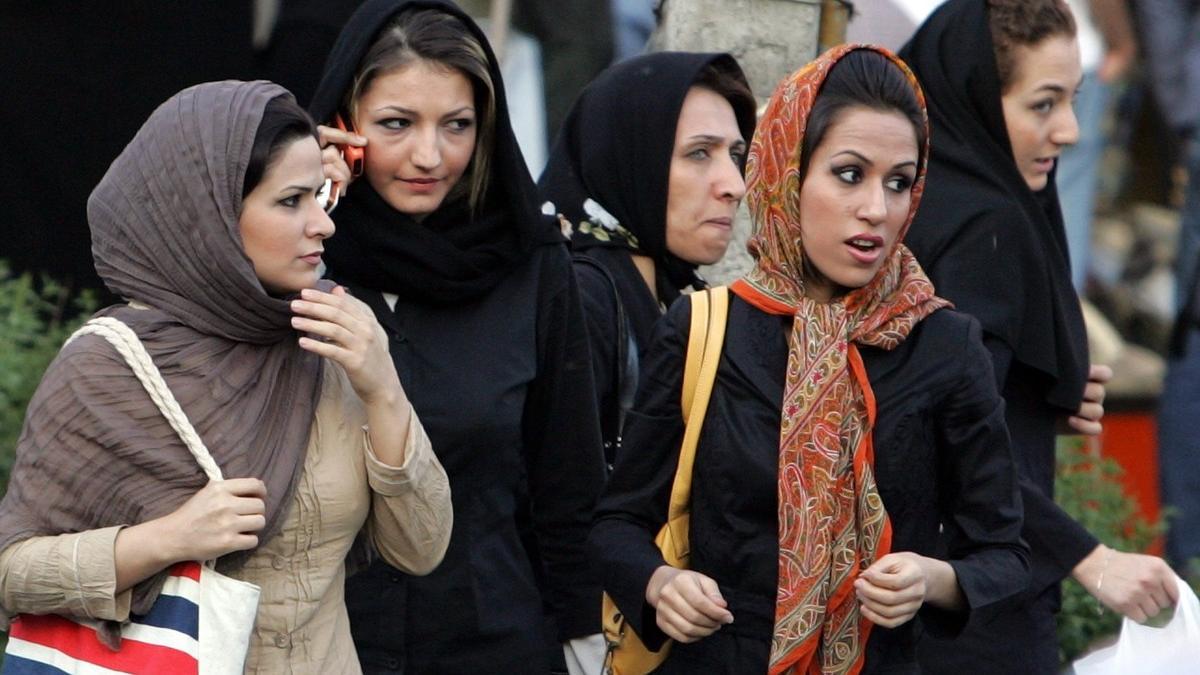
[[729, 44, 949, 674]]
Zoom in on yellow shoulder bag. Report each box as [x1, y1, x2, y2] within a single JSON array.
[[601, 286, 730, 675]]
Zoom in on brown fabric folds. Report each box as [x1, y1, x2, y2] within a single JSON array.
[[0, 80, 323, 615]]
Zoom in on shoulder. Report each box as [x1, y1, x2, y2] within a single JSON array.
[[906, 307, 981, 354]]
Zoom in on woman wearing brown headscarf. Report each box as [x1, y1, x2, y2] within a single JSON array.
[[0, 80, 451, 674], [590, 46, 1028, 674]]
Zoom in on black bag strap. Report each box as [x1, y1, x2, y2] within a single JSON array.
[[573, 254, 639, 470]]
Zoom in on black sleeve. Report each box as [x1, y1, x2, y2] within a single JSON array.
[[573, 258, 618, 438], [981, 333, 1100, 593], [522, 246, 608, 640], [924, 317, 1030, 637], [588, 297, 691, 650]]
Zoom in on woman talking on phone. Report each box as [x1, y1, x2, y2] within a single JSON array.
[[309, 0, 606, 672]]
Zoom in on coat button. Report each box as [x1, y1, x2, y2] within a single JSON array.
[[274, 633, 291, 649], [271, 555, 286, 571]]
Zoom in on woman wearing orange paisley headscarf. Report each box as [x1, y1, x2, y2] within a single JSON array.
[[590, 45, 1029, 674]]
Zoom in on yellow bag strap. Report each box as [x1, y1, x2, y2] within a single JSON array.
[[667, 287, 729, 525]]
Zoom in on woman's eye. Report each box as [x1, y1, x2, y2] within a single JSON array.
[[730, 149, 747, 165], [279, 195, 300, 208], [448, 118, 474, 132], [1031, 99, 1054, 114], [380, 118, 411, 130], [687, 148, 710, 160], [886, 176, 913, 193], [835, 167, 862, 184]]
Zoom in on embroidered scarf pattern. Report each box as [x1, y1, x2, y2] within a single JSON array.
[[729, 44, 949, 674]]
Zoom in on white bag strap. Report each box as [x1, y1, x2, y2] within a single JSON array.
[[65, 317, 224, 483]]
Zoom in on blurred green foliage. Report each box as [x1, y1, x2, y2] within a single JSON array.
[[1054, 436, 1165, 665], [0, 262, 96, 495]]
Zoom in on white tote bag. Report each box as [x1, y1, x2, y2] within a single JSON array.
[[1073, 575, 1200, 675], [4, 317, 260, 675]]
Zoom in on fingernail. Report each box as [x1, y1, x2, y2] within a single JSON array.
[[290, 317, 300, 327], [290, 300, 303, 310]]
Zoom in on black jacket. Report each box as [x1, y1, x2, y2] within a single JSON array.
[[591, 295, 1029, 674], [343, 243, 606, 674]]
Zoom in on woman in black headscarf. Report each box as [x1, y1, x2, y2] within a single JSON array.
[[538, 52, 757, 466], [899, 1, 1177, 672], [308, 1, 606, 672]]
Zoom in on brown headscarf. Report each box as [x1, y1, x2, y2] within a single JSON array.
[[0, 80, 323, 615], [729, 45, 948, 674]]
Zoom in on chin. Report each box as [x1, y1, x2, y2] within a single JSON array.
[[383, 191, 449, 217], [1025, 173, 1049, 192]]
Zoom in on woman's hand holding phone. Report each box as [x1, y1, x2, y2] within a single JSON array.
[[317, 123, 367, 209]]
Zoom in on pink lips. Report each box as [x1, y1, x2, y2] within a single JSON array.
[[845, 234, 884, 265], [299, 251, 323, 266], [705, 217, 734, 229], [402, 177, 440, 193]]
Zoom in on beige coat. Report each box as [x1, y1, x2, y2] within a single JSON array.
[[0, 363, 452, 674]]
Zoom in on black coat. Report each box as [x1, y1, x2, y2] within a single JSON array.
[[591, 295, 1029, 674], [342, 243, 606, 674]]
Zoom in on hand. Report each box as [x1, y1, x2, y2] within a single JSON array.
[[292, 286, 402, 405], [1068, 364, 1112, 435], [317, 124, 367, 199], [855, 552, 931, 628], [1073, 544, 1179, 622], [646, 566, 733, 643], [159, 478, 267, 561]]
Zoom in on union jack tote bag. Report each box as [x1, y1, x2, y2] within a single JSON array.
[[2, 318, 261, 674]]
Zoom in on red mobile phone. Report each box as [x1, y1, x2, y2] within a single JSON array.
[[333, 113, 365, 178]]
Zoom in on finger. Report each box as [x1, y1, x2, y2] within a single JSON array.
[[221, 478, 267, 498], [861, 566, 921, 591], [1075, 401, 1103, 421], [298, 336, 355, 363], [860, 603, 905, 628], [1089, 364, 1114, 384], [679, 577, 734, 623], [855, 578, 922, 606], [1164, 572, 1181, 604], [232, 496, 266, 516], [1082, 381, 1105, 404], [292, 316, 356, 347], [229, 533, 260, 553], [317, 125, 367, 147], [861, 596, 923, 619], [291, 298, 358, 329], [658, 603, 719, 637], [695, 575, 732, 612], [661, 584, 725, 628], [235, 513, 267, 533], [1067, 415, 1103, 436]]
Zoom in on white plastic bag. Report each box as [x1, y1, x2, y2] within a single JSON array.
[[1073, 575, 1200, 674]]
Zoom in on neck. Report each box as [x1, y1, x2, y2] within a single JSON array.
[[631, 254, 657, 297]]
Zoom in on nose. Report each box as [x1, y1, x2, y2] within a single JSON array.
[[411, 127, 443, 171], [856, 181, 888, 225], [1052, 104, 1080, 146], [308, 201, 335, 239], [716, 154, 747, 202]]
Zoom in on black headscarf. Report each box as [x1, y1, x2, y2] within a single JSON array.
[[899, 0, 1088, 410], [308, 0, 561, 304], [538, 52, 757, 299]]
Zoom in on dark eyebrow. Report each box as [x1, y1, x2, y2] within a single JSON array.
[[377, 105, 474, 118], [687, 134, 747, 146], [831, 149, 873, 165], [1034, 83, 1068, 95], [281, 183, 321, 194]]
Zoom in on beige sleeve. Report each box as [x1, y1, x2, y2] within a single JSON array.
[[0, 527, 132, 627], [362, 409, 453, 575]]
